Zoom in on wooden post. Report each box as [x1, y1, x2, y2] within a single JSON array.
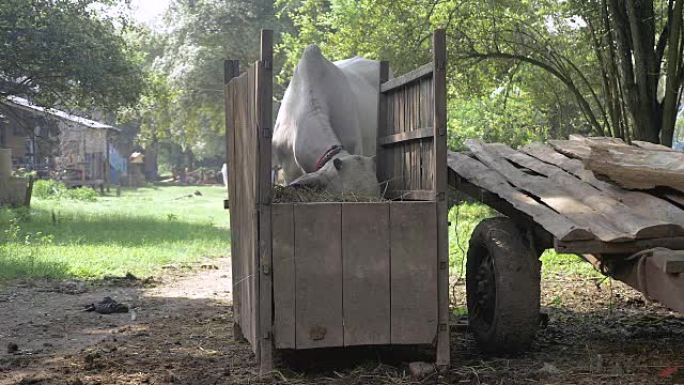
[[0, 148, 11, 179], [377, 61, 390, 195], [432, 28, 450, 368], [223, 58, 242, 340], [257, 29, 274, 375]]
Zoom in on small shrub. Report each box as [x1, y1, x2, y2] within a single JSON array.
[[32, 179, 97, 201], [64, 187, 98, 202], [33, 179, 67, 199]]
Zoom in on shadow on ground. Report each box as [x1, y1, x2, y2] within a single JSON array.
[[2, 268, 684, 385]]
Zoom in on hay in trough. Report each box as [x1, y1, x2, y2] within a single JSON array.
[[271, 185, 387, 203]]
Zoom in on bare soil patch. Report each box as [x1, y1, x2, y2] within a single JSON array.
[[1, 259, 683, 385]]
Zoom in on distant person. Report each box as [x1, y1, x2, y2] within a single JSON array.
[[221, 163, 228, 188]]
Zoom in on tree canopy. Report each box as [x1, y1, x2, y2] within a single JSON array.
[[276, 0, 684, 146], [0, 0, 145, 111]]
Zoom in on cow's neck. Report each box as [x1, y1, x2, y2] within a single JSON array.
[[295, 103, 349, 172]]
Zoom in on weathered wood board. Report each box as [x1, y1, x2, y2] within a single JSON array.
[[271, 201, 439, 349], [341, 203, 391, 346], [448, 139, 684, 254], [390, 201, 438, 344], [585, 144, 684, 191], [294, 203, 344, 349], [272, 203, 295, 349]]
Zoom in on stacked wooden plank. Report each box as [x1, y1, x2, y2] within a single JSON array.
[[549, 136, 684, 191], [447, 139, 684, 252]]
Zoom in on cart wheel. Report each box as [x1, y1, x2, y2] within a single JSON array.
[[466, 217, 541, 353]]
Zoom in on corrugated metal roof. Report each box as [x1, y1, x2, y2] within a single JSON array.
[[2, 96, 121, 132]]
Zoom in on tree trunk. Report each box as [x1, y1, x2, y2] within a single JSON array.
[[660, 0, 684, 146]]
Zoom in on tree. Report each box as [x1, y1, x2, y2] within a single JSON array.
[[0, 0, 145, 111], [152, 0, 275, 145], [278, 0, 684, 146], [276, 0, 560, 148]]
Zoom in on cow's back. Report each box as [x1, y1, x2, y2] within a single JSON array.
[[334, 57, 381, 157]]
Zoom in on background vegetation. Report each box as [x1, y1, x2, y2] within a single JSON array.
[[0, 186, 228, 280]]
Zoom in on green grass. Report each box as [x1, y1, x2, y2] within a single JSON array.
[[0, 184, 597, 281], [0, 185, 229, 280], [448, 202, 600, 278]]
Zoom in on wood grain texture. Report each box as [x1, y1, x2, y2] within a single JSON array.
[[227, 67, 260, 351], [448, 152, 593, 241], [294, 203, 343, 349], [257, 29, 274, 373], [341, 203, 391, 346], [390, 201, 438, 345], [381, 62, 433, 93], [465, 140, 680, 242], [484, 143, 683, 240], [585, 143, 684, 191], [521, 143, 684, 227], [631, 140, 675, 151], [432, 28, 450, 368], [272, 204, 295, 349]]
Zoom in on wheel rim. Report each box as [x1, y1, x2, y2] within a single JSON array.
[[472, 250, 496, 327]]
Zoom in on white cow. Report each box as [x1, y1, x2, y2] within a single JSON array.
[[272, 45, 382, 196]]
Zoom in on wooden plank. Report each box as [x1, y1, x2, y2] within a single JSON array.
[[631, 140, 675, 152], [380, 62, 434, 93], [342, 203, 391, 346], [390, 201, 438, 345], [466, 140, 674, 242], [432, 28, 450, 369], [272, 204, 295, 349], [555, 236, 684, 255], [385, 189, 435, 200], [522, 143, 684, 227], [246, 66, 259, 351], [651, 248, 684, 274], [377, 61, 390, 194], [549, 139, 592, 159], [447, 152, 594, 241], [257, 29, 274, 375], [223, 60, 239, 334], [485, 143, 683, 240], [585, 143, 684, 191], [294, 203, 343, 348]]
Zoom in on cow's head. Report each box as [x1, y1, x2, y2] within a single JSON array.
[[289, 154, 379, 197]]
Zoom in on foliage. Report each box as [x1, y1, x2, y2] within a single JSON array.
[[32, 180, 98, 201], [276, 0, 684, 146], [275, 0, 581, 148], [0, 185, 228, 280], [120, 0, 276, 165], [0, 0, 145, 111]]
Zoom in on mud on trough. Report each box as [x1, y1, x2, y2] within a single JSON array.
[[1, 258, 683, 385]]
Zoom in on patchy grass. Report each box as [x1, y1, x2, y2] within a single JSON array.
[[448, 201, 600, 278], [0, 185, 229, 280], [0, 184, 597, 281]]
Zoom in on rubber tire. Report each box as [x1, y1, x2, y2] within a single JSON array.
[[466, 217, 541, 354]]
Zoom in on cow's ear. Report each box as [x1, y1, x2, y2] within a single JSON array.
[[333, 158, 343, 171]]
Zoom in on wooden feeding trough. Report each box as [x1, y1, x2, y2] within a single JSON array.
[[224, 30, 449, 372]]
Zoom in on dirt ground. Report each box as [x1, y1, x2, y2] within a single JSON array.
[[1, 259, 683, 385]]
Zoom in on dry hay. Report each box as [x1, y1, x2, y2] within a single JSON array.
[[272, 185, 387, 203]]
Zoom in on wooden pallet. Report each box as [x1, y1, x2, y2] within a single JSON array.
[[447, 139, 684, 254]]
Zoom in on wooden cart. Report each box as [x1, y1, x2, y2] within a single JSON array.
[[224, 30, 450, 373], [447, 138, 684, 352]]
